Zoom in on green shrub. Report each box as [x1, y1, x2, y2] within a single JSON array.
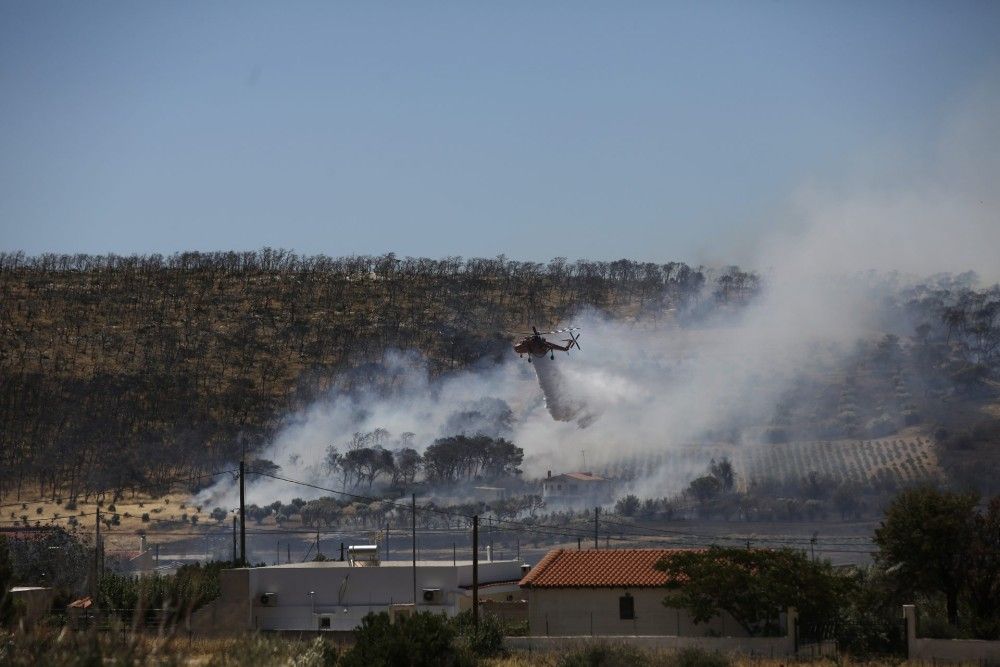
[[451, 610, 507, 657], [340, 611, 471, 667]]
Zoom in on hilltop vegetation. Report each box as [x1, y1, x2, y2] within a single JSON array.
[[0, 250, 998, 502]]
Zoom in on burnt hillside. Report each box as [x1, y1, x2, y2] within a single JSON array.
[[0, 251, 717, 500], [2, 250, 996, 502]]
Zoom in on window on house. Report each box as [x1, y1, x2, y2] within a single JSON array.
[[619, 594, 634, 620], [319, 616, 331, 629]]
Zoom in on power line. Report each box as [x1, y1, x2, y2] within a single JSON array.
[[249, 470, 880, 552]]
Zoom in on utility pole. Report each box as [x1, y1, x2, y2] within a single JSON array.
[[276, 541, 279, 566], [232, 515, 237, 563], [93, 507, 101, 599], [385, 522, 390, 562], [411, 494, 417, 606], [594, 507, 599, 549], [472, 515, 479, 628], [286, 543, 291, 564], [239, 458, 246, 566]]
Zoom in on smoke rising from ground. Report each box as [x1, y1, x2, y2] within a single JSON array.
[[200, 82, 1000, 508]]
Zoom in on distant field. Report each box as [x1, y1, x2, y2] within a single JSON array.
[[740, 436, 941, 487]]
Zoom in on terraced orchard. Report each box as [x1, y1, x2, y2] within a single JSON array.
[[593, 436, 941, 491], [740, 436, 942, 486]]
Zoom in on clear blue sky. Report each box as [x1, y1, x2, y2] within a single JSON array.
[[2, 1, 998, 262]]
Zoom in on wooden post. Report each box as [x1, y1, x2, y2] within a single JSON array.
[[594, 507, 599, 549], [93, 507, 101, 599], [411, 494, 417, 606], [472, 515, 479, 628], [239, 459, 246, 566]]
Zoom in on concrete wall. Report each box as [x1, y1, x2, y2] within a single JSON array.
[[904, 605, 1000, 663], [526, 588, 755, 637], [481, 600, 528, 625], [506, 635, 796, 658]]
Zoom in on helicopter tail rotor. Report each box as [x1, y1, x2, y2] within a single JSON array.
[[563, 332, 582, 351]]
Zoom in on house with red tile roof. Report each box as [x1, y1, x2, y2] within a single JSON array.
[[519, 548, 751, 637], [541, 471, 614, 507]]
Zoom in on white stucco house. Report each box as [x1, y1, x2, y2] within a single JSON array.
[[192, 546, 524, 634]]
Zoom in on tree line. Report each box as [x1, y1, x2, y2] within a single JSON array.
[[656, 486, 1000, 647]]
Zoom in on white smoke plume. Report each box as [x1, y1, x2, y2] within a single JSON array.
[[200, 81, 1000, 508], [529, 354, 595, 426]]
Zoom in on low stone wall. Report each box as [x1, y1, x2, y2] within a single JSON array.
[[505, 634, 796, 658], [904, 605, 1000, 664], [481, 600, 527, 625]]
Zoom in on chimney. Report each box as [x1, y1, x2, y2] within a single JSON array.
[[547, 470, 551, 479]]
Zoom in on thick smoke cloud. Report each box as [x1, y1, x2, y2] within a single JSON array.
[[200, 82, 1000, 508]]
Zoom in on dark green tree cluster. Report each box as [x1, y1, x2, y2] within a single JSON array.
[[97, 561, 231, 626], [655, 546, 848, 639], [874, 487, 1000, 637]]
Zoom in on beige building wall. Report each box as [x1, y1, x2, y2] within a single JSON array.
[[526, 587, 750, 637], [190, 569, 251, 635], [903, 605, 1000, 663]]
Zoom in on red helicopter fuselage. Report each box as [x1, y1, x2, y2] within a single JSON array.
[[512, 326, 579, 360], [513, 335, 572, 357]]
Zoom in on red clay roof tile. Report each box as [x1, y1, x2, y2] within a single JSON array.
[[519, 548, 698, 588]]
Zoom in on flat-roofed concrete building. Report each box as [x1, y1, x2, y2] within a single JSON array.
[[192, 548, 524, 634]]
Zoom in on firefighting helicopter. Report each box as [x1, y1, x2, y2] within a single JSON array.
[[512, 326, 581, 362]]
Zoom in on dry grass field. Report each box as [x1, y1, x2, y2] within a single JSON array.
[[0, 492, 214, 553], [0, 629, 983, 667]]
